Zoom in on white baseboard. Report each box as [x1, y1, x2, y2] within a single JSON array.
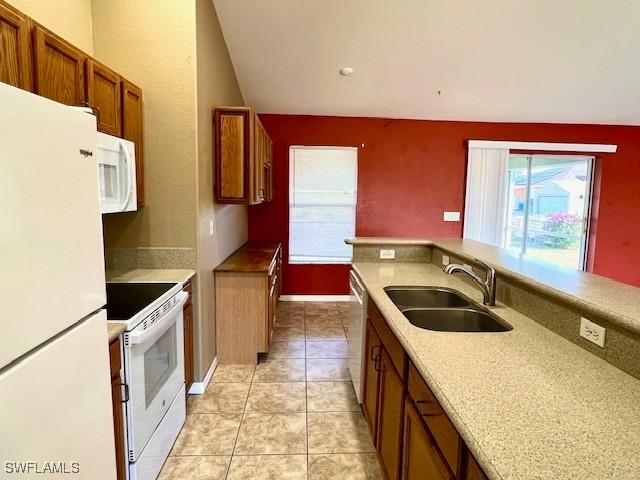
[[188, 356, 217, 395], [279, 295, 352, 302]]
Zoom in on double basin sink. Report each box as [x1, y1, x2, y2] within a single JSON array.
[[385, 286, 512, 333]]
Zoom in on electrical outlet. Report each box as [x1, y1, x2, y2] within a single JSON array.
[[380, 249, 395, 260], [443, 211, 461, 222], [580, 318, 606, 348], [442, 255, 450, 266], [209, 220, 214, 236]]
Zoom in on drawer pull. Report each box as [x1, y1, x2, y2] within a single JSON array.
[[416, 399, 440, 416]]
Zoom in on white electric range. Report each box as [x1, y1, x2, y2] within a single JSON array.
[[106, 282, 187, 480]]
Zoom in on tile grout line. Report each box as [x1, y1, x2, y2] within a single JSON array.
[[224, 366, 254, 480]]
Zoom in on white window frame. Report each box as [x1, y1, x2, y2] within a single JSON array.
[[288, 145, 358, 265]]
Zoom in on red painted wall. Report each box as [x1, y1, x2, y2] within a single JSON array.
[[248, 114, 640, 294]]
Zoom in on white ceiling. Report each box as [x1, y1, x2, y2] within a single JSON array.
[[214, 0, 640, 125]]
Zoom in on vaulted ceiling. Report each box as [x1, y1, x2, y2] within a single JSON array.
[[214, 0, 640, 125]]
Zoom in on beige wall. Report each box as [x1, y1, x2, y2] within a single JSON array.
[[8, 0, 94, 53], [92, 0, 198, 249], [92, 0, 246, 380], [194, 0, 246, 379]]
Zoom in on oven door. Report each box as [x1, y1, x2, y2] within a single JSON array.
[[98, 132, 137, 214], [124, 291, 187, 461]]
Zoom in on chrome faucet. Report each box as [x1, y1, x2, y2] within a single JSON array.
[[443, 258, 496, 306]]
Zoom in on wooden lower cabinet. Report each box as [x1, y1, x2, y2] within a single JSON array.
[[465, 454, 489, 480], [364, 302, 490, 480], [183, 281, 194, 394], [215, 242, 282, 364], [376, 349, 405, 480], [403, 399, 454, 480], [109, 337, 126, 480], [363, 320, 382, 442]]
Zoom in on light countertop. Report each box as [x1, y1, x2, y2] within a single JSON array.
[[347, 237, 640, 335], [106, 268, 195, 285], [107, 323, 126, 343], [353, 261, 640, 480]]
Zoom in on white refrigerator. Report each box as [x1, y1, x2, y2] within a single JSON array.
[[0, 83, 117, 479]]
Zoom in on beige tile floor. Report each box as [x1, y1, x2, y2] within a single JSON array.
[[159, 301, 383, 480]]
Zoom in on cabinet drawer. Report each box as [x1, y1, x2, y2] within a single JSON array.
[[408, 363, 461, 474], [367, 301, 406, 379], [109, 337, 121, 379]]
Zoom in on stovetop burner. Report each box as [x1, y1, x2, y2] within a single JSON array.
[[105, 282, 178, 321]]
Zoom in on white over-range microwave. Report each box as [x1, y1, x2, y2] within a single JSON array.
[[97, 132, 137, 214]]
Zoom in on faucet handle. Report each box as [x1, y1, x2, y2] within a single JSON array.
[[473, 258, 495, 281]]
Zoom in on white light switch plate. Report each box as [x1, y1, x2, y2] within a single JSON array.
[[209, 220, 214, 236], [380, 249, 395, 260], [442, 255, 450, 266], [443, 211, 461, 222], [580, 317, 606, 348]]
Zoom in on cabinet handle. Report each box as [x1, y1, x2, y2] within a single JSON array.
[[81, 102, 101, 125], [416, 399, 440, 416], [120, 382, 130, 403], [370, 344, 381, 361]]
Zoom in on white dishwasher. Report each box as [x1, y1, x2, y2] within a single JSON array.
[[347, 269, 368, 403]]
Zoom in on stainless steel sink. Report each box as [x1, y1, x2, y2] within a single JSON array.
[[403, 308, 512, 333], [384, 286, 473, 309]]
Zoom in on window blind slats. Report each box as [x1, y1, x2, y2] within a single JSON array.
[[289, 147, 357, 264]]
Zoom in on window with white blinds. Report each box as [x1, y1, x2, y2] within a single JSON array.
[[289, 146, 357, 264]]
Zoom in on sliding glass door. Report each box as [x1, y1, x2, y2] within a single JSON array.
[[504, 155, 594, 270]]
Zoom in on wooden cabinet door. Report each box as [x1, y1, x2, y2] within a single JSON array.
[[33, 24, 85, 105], [86, 58, 121, 135], [377, 349, 405, 480], [465, 453, 489, 480], [109, 339, 126, 480], [267, 282, 276, 348], [252, 115, 266, 204], [215, 108, 250, 203], [0, 1, 32, 91], [403, 399, 454, 480], [183, 302, 194, 393], [363, 319, 382, 443], [122, 80, 144, 206]]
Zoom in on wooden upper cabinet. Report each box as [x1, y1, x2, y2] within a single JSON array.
[[33, 24, 85, 105], [0, 1, 32, 91], [214, 107, 273, 205], [86, 58, 121, 136], [122, 80, 144, 206]]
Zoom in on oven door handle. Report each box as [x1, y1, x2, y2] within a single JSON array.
[[127, 291, 188, 346]]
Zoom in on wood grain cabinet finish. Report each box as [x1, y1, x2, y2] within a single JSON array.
[[109, 337, 126, 480], [365, 302, 490, 480], [214, 107, 273, 205], [183, 281, 194, 394], [0, 0, 32, 91], [376, 349, 405, 480], [402, 399, 455, 480], [1, 1, 145, 208], [122, 80, 144, 206], [215, 242, 282, 364], [33, 24, 85, 105], [363, 319, 382, 443], [85, 58, 121, 136]]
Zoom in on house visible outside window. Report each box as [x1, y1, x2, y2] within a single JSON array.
[[289, 146, 358, 264], [464, 150, 594, 270]]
